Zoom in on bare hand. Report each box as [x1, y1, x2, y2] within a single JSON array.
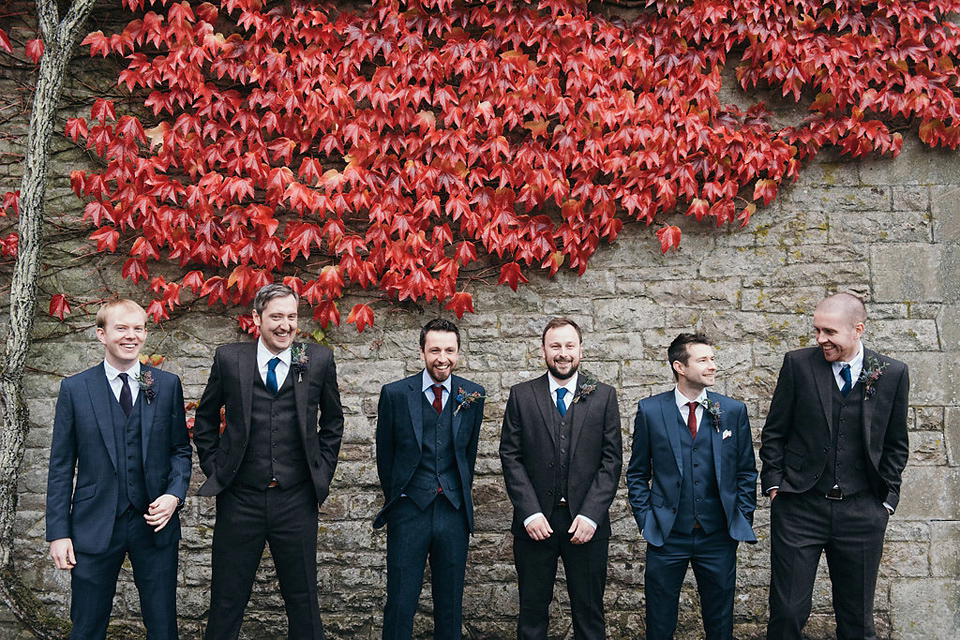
[[144, 494, 180, 532], [568, 515, 596, 545], [50, 538, 76, 570], [768, 488, 778, 501], [524, 514, 553, 541]]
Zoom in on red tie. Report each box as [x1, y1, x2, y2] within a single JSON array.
[[432, 384, 444, 414], [686, 401, 698, 439]]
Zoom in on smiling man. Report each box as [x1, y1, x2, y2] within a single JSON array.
[[626, 333, 756, 640], [499, 317, 622, 639], [46, 299, 191, 639], [193, 283, 344, 640], [760, 293, 910, 640], [374, 318, 485, 640]]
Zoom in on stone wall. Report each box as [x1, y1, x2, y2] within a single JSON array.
[[2, 4, 959, 639], [5, 136, 957, 640]]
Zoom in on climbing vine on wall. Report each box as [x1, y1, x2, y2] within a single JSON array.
[[8, 0, 960, 330]]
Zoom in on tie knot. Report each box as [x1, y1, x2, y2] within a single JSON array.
[[118, 372, 129, 383], [557, 388, 567, 400], [688, 401, 698, 409], [433, 383, 444, 394], [268, 357, 281, 372]]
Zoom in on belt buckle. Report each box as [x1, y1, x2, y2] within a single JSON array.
[[825, 487, 843, 500]]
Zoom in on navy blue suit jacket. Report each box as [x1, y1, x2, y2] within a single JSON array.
[[374, 373, 485, 531], [626, 390, 757, 546], [45, 364, 192, 554]]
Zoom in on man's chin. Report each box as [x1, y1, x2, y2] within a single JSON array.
[[547, 364, 578, 381]]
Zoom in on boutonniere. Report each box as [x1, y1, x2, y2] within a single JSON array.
[[699, 398, 723, 432], [134, 370, 156, 404], [572, 375, 598, 404], [454, 387, 484, 416], [291, 344, 309, 382], [858, 356, 888, 400]]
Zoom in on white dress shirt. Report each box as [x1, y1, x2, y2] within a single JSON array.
[[421, 369, 451, 409], [257, 340, 290, 389], [104, 360, 141, 407]]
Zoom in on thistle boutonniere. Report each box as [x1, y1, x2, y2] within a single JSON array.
[[291, 344, 309, 382], [699, 397, 723, 432], [134, 370, 156, 404], [572, 375, 598, 404], [454, 387, 485, 416], [858, 356, 888, 400]]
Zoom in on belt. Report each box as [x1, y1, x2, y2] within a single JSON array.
[[824, 487, 867, 500]]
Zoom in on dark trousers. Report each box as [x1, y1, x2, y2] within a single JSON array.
[[512, 506, 608, 640], [70, 509, 179, 640], [767, 491, 889, 640], [644, 527, 739, 640], [205, 481, 323, 640], [382, 496, 469, 640]]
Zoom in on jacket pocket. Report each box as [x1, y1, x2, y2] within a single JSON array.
[[73, 484, 96, 502]]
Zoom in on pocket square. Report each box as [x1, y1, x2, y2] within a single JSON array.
[[722, 429, 732, 440]]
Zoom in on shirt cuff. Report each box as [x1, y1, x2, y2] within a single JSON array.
[[766, 486, 779, 495], [575, 514, 598, 530], [523, 512, 545, 528], [883, 502, 894, 514]]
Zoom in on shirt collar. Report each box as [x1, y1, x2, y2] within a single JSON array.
[[831, 342, 864, 377], [421, 369, 452, 394], [103, 359, 140, 381], [257, 339, 291, 369], [674, 386, 707, 410], [548, 372, 578, 397]]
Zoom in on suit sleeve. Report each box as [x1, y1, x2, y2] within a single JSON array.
[[733, 401, 758, 523], [375, 385, 395, 499], [626, 400, 652, 532], [878, 363, 910, 510], [46, 380, 78, 542], [314, 347, 344, 495], [759, 352, 796, 494], [577, 387, 623, 524], [164, 374, 193, 501], [193, 348, 225, 478], [499, 387, 543, 521]]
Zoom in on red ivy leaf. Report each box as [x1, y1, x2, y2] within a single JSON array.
[[1, 191, 19, 216], [445, 292, 474, 318], [656, 226, 682, 253], [0, 28, 12, 54], [49, 294, 70, 321], [346, 303, 374, 332], [25, 38, 44, 64], [498, 262, 528, 292]]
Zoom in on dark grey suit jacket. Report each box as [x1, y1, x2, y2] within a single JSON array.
[[499, 373, 622, 538], [759, 346, 910, 510], [193, 341, 344, 505]]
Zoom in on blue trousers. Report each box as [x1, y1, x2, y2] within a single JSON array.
[[644, 526, 739, 640], [382, 496, 469, 640]]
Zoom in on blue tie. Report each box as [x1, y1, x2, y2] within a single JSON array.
[[556, 388, 567, 416], [266, 357, 280, 394], [840, 364, 852, 396]]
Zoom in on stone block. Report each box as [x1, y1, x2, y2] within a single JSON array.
[[830, 208, 933, 244], [904, 352, 960, 406], [869, 319, 940, 351], [909, 431, 947, 466], [740, 287, 825, 314], [930, 521, 960, 579], [931, 184, 960, 244], [786, 184, 889, 212], [593, 297, 665, 332], [946, 408, 960, 467], [871, 243, 944, 303], [891, 185, 930, 211], [897, 466, 960, 520], [939, 305, 960, 353], [890, 578, 960, 640]]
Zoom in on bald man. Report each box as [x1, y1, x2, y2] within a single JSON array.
[[759, 293, 909, 640]]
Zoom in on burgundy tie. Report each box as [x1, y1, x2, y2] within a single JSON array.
[[432, 384, 444, 414], [686, 401, 698, 439]]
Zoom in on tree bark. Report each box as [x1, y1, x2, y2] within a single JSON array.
[[0, 0, 97, 637]]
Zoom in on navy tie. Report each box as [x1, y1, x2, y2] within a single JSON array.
[[840, 363, 852, 396], [118, 372, 133, 416], [266, 357, 280, 394], [556, 388, 568, 416]]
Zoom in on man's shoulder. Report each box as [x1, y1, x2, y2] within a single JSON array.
[[214, 341, 254, 358], [509, 374, 546, 394], [639, 389, 672, 406], [382, 373, 419, 394], [60, 364, 105, 387]]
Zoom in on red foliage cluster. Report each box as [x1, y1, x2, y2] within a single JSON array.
[[53, 0, 960, 329]]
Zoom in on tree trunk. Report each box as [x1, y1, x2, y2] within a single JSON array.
[[0, 0, 97, 637]]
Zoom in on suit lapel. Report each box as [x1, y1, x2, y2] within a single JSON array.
[[811, 349, 835, 434], [87, 368, 118, 470], [706, 391, 723, 486], [860, 347, 877, 452], [660, 392, 684, 476], [238, 344, 257, 440], [292, 343, 309, 438], [139, 367, 158, 461], [406, 374, 424, 449], [532, 375, 557, 446], [450, 376, 464, 443], [569, 378, 587, 456]]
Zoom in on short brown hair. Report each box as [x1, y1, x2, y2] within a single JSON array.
[[541, 317, 582, 345]]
